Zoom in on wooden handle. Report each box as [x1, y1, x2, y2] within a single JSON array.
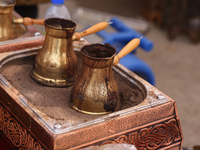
[[72, 22, 108, 41], [23, 17, 45, 25], [113, 38, 141, 66], [13, 17, 45, 26]]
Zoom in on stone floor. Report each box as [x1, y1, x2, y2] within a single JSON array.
[[28, 0, 200, 148]]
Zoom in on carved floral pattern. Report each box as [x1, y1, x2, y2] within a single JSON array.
[[102, 119, 181, 150], [0, 104, 44, 150]]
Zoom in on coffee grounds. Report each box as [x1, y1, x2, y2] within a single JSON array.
[[45, 18, 76, 29], [82, 43, 116, 58]]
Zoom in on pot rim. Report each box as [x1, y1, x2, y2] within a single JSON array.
[[0, 0, 16, 7], [80, 43, 116, 61], [44, 18, 76, 31]]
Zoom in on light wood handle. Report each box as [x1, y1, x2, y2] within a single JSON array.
[[13, 17, 45, 26], [113, 38, 141, 66], [72, 22, 108, 41], [23, 17, 45, 25]]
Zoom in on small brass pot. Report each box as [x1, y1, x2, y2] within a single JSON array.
[[0, 0, 16, 41], [31, 18, 78, 87], [70, 43, 120, 115]]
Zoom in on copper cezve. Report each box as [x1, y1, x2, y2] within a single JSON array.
[[70, 38, 141, 114]]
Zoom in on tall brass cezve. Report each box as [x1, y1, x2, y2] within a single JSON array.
[[0, 0, 16, 41], [31, 18, 109, 87], [31, 18, 77, 87]]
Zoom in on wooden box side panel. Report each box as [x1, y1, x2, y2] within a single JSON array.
[[97, 116, 182, 150], [0, 86, 51, 150], [55, 100, 179, 149], [165, 145, 181, 150], [0, 132, 17, 150], [70, 102, 183, 150]]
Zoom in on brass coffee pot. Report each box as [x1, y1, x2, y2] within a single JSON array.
[[0, 0, 16, 41], [70, 38, 141, 115], [30, 18, 109, 87]]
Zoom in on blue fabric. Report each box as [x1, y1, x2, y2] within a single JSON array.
[[119, 54, 155, 86], [97, 17, 154, 51], [51, 0, 64, 4], [96, 17, 155, 85]]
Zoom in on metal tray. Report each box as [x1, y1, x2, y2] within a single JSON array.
[[0, 42, 169, 135]]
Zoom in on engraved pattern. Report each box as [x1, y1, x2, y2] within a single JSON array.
[[102, 119, 181, 150], [0, 104, 44, 150]]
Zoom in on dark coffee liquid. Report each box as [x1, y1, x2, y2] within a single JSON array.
[[82, 43, 116, 58], [45, 18, 76, 29]]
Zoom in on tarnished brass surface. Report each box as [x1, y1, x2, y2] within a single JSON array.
[[31, 18, 78, 87], [70, 43, 120, 114], [0, 0, 15, 14], [0, 13, 16, 41], [0, 0, 26, 42], [0, 0, 16, 41]]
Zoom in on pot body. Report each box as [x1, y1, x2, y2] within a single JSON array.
[[31, 18, 78, 87], [0, 0, 16, 41], [70, 44, 120, 115]]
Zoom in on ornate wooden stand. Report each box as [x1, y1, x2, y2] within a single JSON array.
[[0, 40, 183, 149]]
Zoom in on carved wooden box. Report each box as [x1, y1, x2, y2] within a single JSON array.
[[0, 40, 183, 150]]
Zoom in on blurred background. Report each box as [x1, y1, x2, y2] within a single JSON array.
[[14, 0, 200, 149]]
